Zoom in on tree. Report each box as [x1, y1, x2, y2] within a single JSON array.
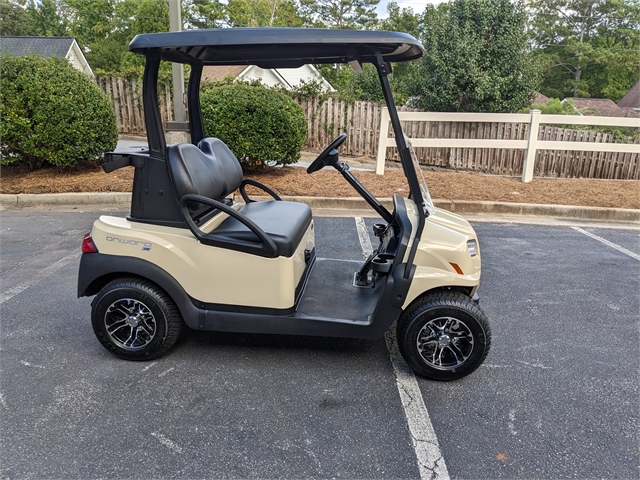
[[130, 0, 169, 34], [224, 0, 303, 27], [118, 0, 170, 71], [0, 0, 31, 35], [521, 97, 579, 114], [65, 0, 114, 46], [529, 0, 640, 101], [183, 0, 225, 29], [380, 1, 422, 38], [58, 0, 169, 74], [408, 0, 539, 112], [299, 0, 379, 29], [375, 1, 432, 104], [26, 0, 68, 36], [62, 0, 124, 72]]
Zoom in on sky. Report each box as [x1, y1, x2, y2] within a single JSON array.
[[375, 0, 447, 18]]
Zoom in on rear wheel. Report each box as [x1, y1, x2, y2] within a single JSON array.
[[397, 291, 491, 381], [91, 278, 183, 361]]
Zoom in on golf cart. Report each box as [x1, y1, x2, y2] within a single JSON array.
[[78, 28, 491, 381]]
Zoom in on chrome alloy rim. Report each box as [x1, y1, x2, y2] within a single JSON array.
[[416, 317, 474, 370], [104, 298, 157, 350]]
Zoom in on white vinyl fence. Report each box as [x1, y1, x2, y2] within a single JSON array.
[[376, 109, 640, 181]]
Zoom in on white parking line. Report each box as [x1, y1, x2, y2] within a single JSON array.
[[572, 227, 640, 261], [355, 216, 373, 259], [0, 252, 81, 305], [150, 432, 183, 454], [354, 217, 450, 480]]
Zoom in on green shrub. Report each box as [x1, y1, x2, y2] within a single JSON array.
[[200, 82, 307, 167], [1, 54, 118, 170], [520, 98, 578, 115]]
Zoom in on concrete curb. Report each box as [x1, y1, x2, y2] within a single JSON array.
[[0, 192, 131, 206], [444, 200, 640, 223], [271, 196, 639, 223], [1, 192, 638, 223]]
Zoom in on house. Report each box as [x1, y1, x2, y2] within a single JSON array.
[[566, 97, 638, 118], [202, 64, 334, 92], [617, 80, 639, 116], [0, 36, 93, 77], [532, 92, 550, 105]]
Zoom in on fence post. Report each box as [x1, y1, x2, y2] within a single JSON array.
[[522, 109, 541, 182], [376, 107, 390, 175]]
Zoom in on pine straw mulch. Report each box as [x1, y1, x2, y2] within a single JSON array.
[[1, 162, 638, 210]]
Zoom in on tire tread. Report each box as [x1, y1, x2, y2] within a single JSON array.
[[91, 277, 183, 361], [397, 291, 491, 380]]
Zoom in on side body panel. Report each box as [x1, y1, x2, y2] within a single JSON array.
[[90, 211, 315, 310]]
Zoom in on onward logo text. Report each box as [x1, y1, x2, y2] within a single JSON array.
[[105, 236, 152, 251]]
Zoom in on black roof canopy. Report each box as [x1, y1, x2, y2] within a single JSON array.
[[129, 28, 424, 68]]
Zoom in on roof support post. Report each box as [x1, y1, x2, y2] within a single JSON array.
[[373, 51, 422, 207], [188, 63, 205, 145], [143, 53, 166, 158], [373, 50, 425, 280]]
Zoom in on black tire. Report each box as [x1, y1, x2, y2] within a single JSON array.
[[91, 277, 183, 361], [397, 291, 491, 381]]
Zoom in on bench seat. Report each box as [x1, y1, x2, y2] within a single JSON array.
[[168, 138, 312, 258], [214, 201, 311, 258]]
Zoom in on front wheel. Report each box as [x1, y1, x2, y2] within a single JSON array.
[[91, 277, 183, 361], [397, 292, 491, 381]]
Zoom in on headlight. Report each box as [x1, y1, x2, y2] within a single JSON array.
[[467, 239, 477, 257]]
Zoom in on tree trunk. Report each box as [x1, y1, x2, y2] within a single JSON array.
[[574, 66, 582, 96]]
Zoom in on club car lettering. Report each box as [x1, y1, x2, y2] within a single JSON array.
[[105, 236, 152, 251]]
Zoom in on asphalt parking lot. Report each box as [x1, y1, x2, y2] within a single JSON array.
[[1, 209, 638, 479]]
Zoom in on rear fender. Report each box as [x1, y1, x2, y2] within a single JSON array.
[[78, 253, 200, 328]]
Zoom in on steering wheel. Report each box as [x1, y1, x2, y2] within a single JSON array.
[[307, 133, 347, 174]]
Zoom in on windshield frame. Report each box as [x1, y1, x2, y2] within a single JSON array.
[[404, 135, 435, 216]]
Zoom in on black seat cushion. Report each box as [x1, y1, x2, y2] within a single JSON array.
[[213, 201, 312, 257]]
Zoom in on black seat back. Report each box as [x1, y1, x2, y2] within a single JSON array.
[[198, 137, 243, 195], [167, 138, 243, 215]]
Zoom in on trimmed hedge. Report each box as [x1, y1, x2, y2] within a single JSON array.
[[1, 54, 118, 169], [200, 82, 306, 167]]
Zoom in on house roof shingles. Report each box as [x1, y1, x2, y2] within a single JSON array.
[[0, 36, 74, 58], [569, 97, 629, 117], [533, 92, 549, 105], [617, 80, 639, 109], [620, 107, 640, 118], [202, 65, 248, 83]]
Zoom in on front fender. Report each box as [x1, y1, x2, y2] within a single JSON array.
[[401, 265, 480, 309]]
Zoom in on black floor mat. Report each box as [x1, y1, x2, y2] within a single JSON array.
[[297, 259, 381, 322]]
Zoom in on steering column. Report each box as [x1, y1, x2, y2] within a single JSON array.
[[308, 134, 393, 224]]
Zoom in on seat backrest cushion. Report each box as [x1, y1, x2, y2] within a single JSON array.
[[198, 137, 243, 196], [168, 143, 226, 202]]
